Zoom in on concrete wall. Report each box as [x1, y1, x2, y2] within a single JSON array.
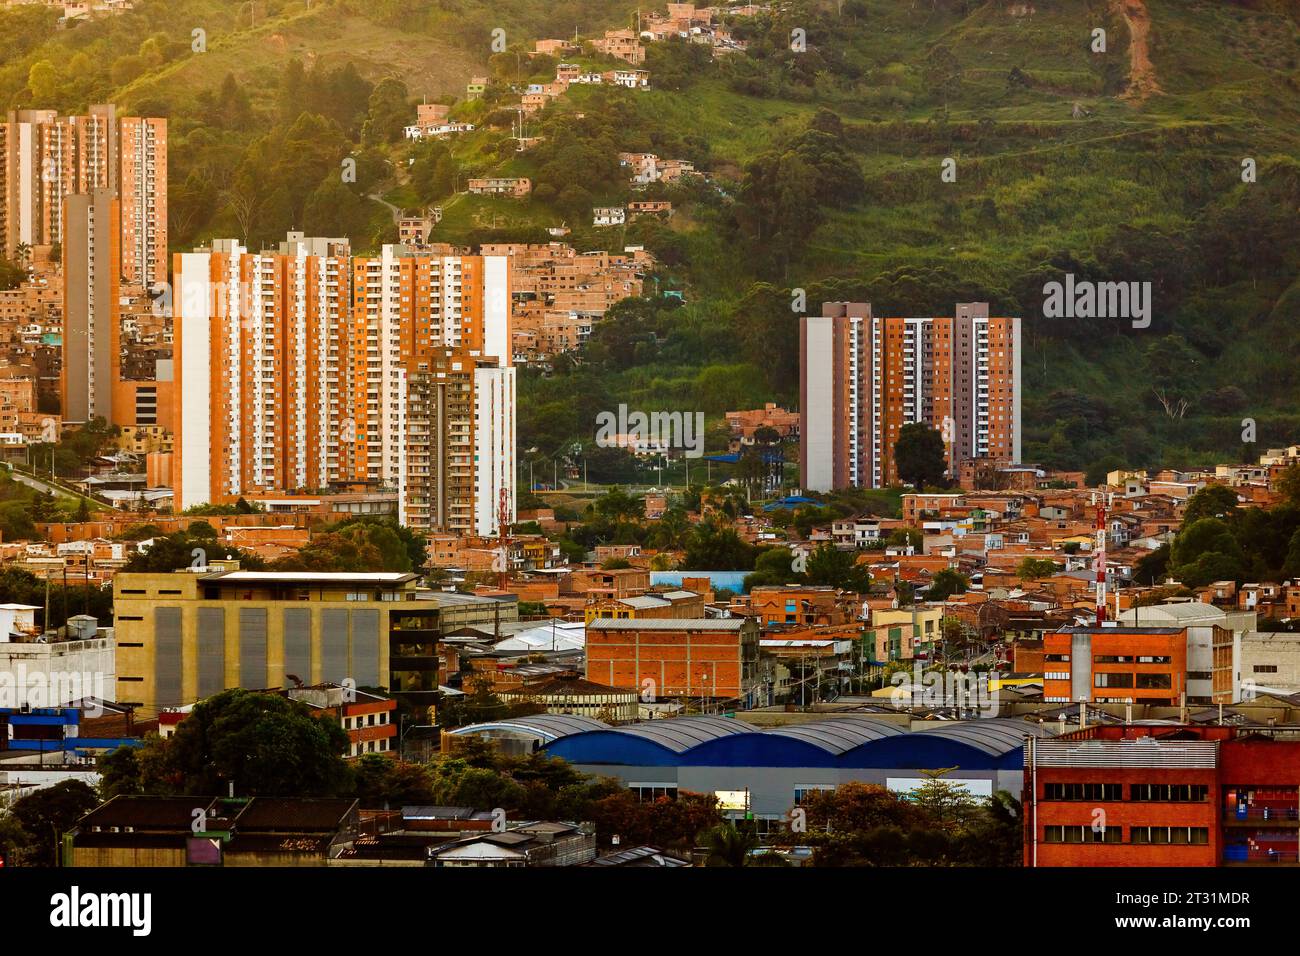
[[570, 762, 1022, 819]]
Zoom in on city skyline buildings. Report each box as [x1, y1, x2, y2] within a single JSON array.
[[2, 104, 167, 286], [171, 233, 515, 536], [800, 301, 1022, 491]]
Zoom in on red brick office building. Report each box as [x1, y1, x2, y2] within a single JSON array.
[[1025, 725, 1300, 867]]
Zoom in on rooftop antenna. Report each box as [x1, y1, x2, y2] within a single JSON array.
[[1094, 494, 1108, 623]]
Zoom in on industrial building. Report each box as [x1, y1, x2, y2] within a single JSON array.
[[112, 569, 518, 714], [451, 714, 1053, 828], [1025, 723, 1300, 867]]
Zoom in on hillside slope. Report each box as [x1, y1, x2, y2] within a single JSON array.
[[1, 0, 1297, 482]]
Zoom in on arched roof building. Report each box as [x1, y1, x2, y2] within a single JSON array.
[[452, 714, 1055, 817]]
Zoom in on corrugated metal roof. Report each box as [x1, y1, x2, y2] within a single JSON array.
[[916, 717, 1053, 756], [204, 571, 415, 583], [1028, 738, 1219, 768], [762, 716, 905, 754], [449, 714, 609, 742], [1119, 602, 1224, 622], [619, 596, 672, 609], [609, 715, 757, 752]]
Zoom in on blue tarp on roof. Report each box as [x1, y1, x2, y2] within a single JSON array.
[[763, 495, 820, 511]]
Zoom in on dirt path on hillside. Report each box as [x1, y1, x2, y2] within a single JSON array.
[[1112, 0, 1162, 102]]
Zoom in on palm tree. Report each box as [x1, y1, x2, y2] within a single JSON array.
[[702, 821, 757, 867]]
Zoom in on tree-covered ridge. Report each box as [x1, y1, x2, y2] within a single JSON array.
[[1, 0, 1297, 475]]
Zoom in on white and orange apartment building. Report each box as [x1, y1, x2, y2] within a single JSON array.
[[1, 104, 166, 285], [801, 301, 1022, 490], [171, 233, 514, 536]]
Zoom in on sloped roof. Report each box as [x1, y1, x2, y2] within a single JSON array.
[[450, 713, 609, 743], [762, 716, 905, 755]]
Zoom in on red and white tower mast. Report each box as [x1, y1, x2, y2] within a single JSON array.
[[1094, 494, 1108, 622]]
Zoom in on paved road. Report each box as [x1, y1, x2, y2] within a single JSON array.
[[4, 465, 79, 499], [368, 193, 402, 225]]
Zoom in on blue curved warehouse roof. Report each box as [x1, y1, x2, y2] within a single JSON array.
[[455, 714, 1052, 771], [542, 714, 1050, 770], [685, 716, 907, 768], [840, 717, 1055, 770], [545, 715, 758, 767]]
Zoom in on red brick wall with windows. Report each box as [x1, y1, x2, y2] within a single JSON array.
[[1026, 766, 1218, 867]]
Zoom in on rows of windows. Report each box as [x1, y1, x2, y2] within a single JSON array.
[[629, 784, 677, 802], [1094, 672, 1173, 689], [1043, 782, 1209, 802], [1044, 826, 1209, 845], [343, 712, 389, 730], [1043, 826, 1122, 844], [1131, 784, 1208, 802], [1131, 827, 1210, 845], [1093, 656, 1173, 665], [1043, 783, 1122, 801]]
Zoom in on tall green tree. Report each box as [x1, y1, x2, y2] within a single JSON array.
[[894, 423, 948, 489], [9, 780, 97, 866], [927, 568, 969, 601], [161, 690, 352, 797], [1182, 485, 1239, 525]]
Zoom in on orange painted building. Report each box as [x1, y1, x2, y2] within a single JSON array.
[[747, 586, 856, 628], [584, 618, 760, 700], [172, 236, 513, 535], [1044, 626, 1189, 706]]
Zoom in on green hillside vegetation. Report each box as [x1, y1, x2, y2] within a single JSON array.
[[2, 0, 1298, 488]]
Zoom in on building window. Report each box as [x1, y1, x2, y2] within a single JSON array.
[[1254, 665, 1278, 673], [1044, 783, 1121, 801], [1136, 673, 1173, 689], [1094, 673, 1134, 688], [1130, 827, 1209, 845], [1044, 825, 1120, 844], [1130, 784, 1208, 803], [794, 785, 834, 805], [628, 783, 677, 802]]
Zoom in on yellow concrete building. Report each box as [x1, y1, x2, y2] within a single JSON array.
[[113, 570, 428, 715]]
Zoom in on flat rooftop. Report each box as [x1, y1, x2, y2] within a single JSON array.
[[201, 571, 418, 584]]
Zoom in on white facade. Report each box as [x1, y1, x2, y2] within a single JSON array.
[[1240, 631, 1300, 697], [176, 250, 221, 510], [0, 638, 116, 709], [1117, 602, 1254, 703], [802, 315, 837, 492], [472, 363, 516, 538]]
